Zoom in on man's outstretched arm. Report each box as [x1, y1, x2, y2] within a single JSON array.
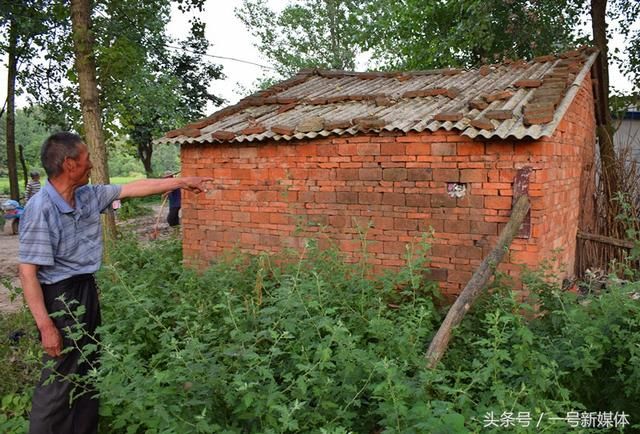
[[119, 176, 212, 199]]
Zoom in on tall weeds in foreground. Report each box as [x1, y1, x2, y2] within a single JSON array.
[[93, 238, 640, 432], [3, 236, 640, 433], [0, 307, 39, 432], [93, 236, 445, 433]]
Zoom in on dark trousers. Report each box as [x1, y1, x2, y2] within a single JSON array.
[[167, 206, 180, 226], [29, 274, 101, 434]]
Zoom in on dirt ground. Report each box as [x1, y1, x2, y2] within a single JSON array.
[[0, 204, 175, 314], [0, 230, 22, 313]]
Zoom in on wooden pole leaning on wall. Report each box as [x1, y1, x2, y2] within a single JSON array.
[[425, 195, 531, 369]]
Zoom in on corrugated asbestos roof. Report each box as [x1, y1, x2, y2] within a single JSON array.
[[158, 48, 599, 145]]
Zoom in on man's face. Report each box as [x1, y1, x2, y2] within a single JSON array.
[[69, 143, 93, 185]]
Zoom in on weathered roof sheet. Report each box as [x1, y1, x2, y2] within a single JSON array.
[[158, 48, 598, 145]]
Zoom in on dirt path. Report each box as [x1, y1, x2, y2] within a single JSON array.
[[0, 204, 177, 314], [0, 231, 21, 313]]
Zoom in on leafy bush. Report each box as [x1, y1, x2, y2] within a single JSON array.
[[94, 236, 447, 433], [90, 237, 640, 432], [0, 308, 39, 433], [115, 197, 156, 220], [150, 143, 180, 176], [107, 148, 145, 178], [0, 393, 30, 433], [526, 262, 640, 427], [4, 236, 640, 432]]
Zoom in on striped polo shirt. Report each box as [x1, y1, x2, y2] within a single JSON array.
[[19, 181, 121, 284]]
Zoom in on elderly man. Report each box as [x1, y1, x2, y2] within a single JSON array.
[[18, 132, 211, 434]]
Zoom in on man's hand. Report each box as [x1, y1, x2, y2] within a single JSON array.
[[180, 176, 213, 194], [39, 321, 62, 357]]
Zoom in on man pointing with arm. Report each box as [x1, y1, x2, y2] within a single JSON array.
[[19, 132, 210, 434]]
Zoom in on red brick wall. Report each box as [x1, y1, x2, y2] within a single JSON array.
[[532, 74, 596, 275], [181, 75, 595, 295]]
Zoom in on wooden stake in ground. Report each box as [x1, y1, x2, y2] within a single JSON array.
[[150, 194, 169, 240], [425, 195, 531, 369]]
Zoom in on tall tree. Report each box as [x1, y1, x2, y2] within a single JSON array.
[[361, 0, 584, 69], [238, 0, 583, 74], [5, 19, 18, 200], [237, 0, 363, 77], [586, 0, 640, 200], [21, 0, 222, 176], [601, 0, 640, 92], [70, 0, 116, 236], [591, 0, 618, 199], [100, 1, 222, 175], [0, 107, 57, 173], [1, 0, 55, 200], [110, 17, 223, 175]]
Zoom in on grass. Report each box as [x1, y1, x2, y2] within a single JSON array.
[[110, 175, 146, 185], [0, 178, 11, 195], [0, 309, 39, 397]]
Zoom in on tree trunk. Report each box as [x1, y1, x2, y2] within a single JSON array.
[[425, 195, 531, 369], [138, 141, 154, 177], [327, 0, 339, 68], [70, 0, 116, 239], [591, 0, 619, 202], [132, 124, 155, 176], [18, 144, 28, 189], [6, 20, 20, 201]]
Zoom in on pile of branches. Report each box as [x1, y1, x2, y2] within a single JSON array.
[[577, 120, 640, 276]]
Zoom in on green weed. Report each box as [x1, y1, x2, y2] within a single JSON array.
[[0, 309, 39, 434], [115, 196, 159, 220], [3, 236, 640, 432]]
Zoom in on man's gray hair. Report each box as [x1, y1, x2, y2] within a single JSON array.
[[41, 132, 84, 178]]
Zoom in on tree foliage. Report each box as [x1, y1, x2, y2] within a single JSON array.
[[239, 0, 638, 91], [237, 0, 363, 77], [5, 0, 223, 177], [0, 108, 55, 176], [591, 0, 639, 94], [114, 17, 224, 175], [0, 0, 59, 104], [94, 1, 223, 175], [361, 0, 585, 70], [0, 0, 61, 199]]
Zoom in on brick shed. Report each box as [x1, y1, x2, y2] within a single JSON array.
[[159, 48, 601, 295]]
